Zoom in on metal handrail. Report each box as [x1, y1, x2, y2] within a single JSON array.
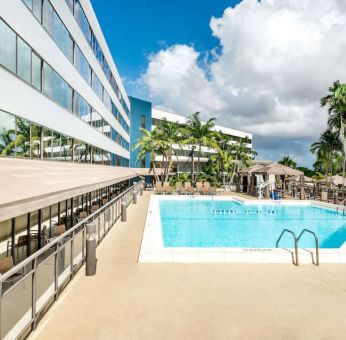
[[276, 229, 299, 265], [0, 181, 143, 339], [297, 229, 319, 266], [336, 198, 346, 215]]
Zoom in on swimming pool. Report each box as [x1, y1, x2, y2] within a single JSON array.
[[160, 200, 346, 249], [139, 196, 346, 263]]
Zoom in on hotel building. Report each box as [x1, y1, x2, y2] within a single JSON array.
[[150, 108, 253, 173], [0, 0, 130, 166]]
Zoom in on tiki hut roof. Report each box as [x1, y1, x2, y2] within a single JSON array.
[[317, 175, 345, 186], [254, 163, 303, 176], [286, 175, 313, 182]]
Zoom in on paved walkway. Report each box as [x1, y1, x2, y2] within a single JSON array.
[[31, 191, 346, 340]]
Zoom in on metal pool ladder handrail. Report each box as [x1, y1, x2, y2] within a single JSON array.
[[336, 198, 346, 215], [297, 229, 319, 266], [276, 229, 299, 265]]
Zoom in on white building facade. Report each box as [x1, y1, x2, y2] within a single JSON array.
[[0, 0, 130, 166], [152, 109, 253, 173]]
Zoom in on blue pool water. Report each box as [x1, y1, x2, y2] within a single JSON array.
[[159, 200, 346, 248]]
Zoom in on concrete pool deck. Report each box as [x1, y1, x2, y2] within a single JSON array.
[[31, 191, 346, 340]]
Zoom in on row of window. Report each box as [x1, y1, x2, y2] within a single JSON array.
[[0, 110, 130, 167], [64, 0, 130, 117], [0, 18, 129, 151], [22, 0, 130, 134]]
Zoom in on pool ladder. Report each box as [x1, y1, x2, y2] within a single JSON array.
[[276, 229, 319, 266], [336, 198, 346, 215]]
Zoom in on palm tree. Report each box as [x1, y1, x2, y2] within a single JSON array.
[[311, 129, 342, 181], [134, 119, 182, 184], [155, 119, 183, 183], [134, 129, 161, 183], [229, 140, 255, 184], [278, 155, 297, 169], [321, 81, 346, 185], [184, 112, 217, 181]]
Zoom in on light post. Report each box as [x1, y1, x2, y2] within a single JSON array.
[[191, 146, 196, 187]]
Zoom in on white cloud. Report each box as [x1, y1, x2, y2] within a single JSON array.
[[139, 0, 346, 142]]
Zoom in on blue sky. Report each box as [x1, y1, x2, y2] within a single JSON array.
[[91, 0, 239, 80]]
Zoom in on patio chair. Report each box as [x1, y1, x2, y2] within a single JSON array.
[[79, 211, 88, 219], [102, 198, 108, 205], [0, 256, 24, 285], [91, 204, 100, 213]]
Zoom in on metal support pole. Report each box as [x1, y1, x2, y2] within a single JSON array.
[[38, 209, 42, 249], [27, 213, 31, 257], [121, 199, 127, 222], [11, 218, 15, 264], [86, 223, 97, 276], [140, 182, 144, 196], [133, 191, 137, 204]]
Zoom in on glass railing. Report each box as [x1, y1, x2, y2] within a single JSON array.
[[0, 181, 143, 339]]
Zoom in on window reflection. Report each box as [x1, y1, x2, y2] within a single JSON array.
[[15, 117, 30, 158], [0, 111, 129, 166], [31, 124, 42, 159], [43, 128, 53, 159], [0, 111, 16, 156]]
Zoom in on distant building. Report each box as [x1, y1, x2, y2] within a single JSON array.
[[150, 108, 253, 173]]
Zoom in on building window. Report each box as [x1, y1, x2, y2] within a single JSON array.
[[91, 72, 103, 101], [32, 52, 42, 91], [74, 45, 91, 85], [33, 0, 42, 22], [53, 11, 73, 62], [43, 62, 73, 111], [0, 19, 17, 73], [74, 0, 91, 43], [141, 115, 146, 129], [17, 37, 32, 84]]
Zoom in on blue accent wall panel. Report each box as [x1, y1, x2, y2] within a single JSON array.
[[129, 96, 152, 168]]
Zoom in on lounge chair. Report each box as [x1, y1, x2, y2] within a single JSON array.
[[200, 186, 210, 195], [155, 183, 165, 194], [175, 182, 183, 194], [183, 182, 196, 195], [209, 187, 217, 195], [165, 185, 174, 194], [196, 182, 203, 192], [204, 182, 211, 189]]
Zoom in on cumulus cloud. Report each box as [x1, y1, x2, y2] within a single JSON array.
[[138, 0, 346, 165]]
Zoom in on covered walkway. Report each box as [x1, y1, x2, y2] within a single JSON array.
[[30, 191, 346, 340]]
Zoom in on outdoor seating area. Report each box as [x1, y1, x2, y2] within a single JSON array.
[[154, 181, 217, 195], [0, 179, 133, 271]]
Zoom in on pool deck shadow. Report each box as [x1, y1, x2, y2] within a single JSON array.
[[31, 191, 346, 340]]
